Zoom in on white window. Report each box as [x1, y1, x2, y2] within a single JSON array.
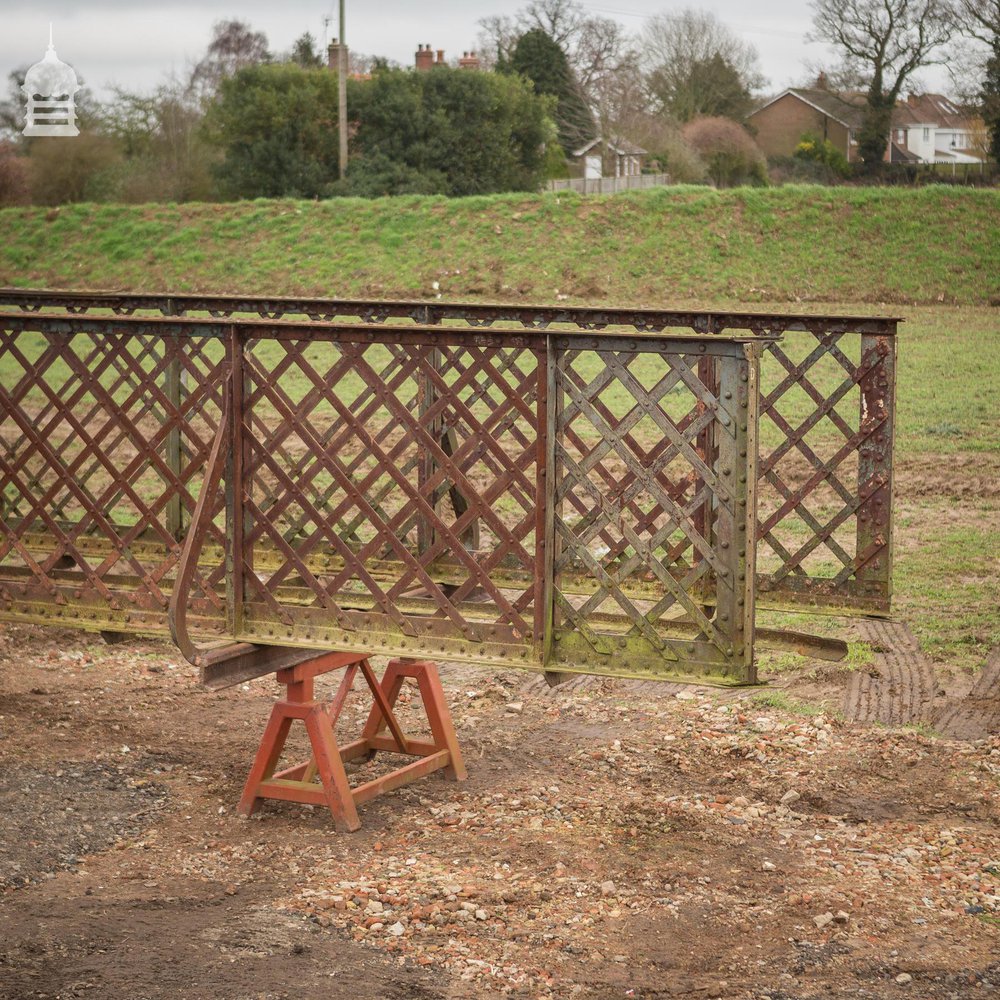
[[923, 127, 930, 141], [850, 129, 858, 144], [895, 129, 904, 143]]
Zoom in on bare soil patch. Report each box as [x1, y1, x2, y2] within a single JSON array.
[[1, 622, 998, 1000]]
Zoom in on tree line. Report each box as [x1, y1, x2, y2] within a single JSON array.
[[0, 0, 997, 206]]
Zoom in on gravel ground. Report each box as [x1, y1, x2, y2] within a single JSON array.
[[0, 623, 997, 999]]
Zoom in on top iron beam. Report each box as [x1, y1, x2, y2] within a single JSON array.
[[0, 288, 900, 336]]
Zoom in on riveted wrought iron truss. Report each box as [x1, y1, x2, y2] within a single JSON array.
[[0, 292, 897, 686]]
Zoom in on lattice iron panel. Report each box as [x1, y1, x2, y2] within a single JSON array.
[[547, 336, 757, 682], [0, 291, 895, 614], [0, 300, 898, 686], [0, 315, 228, 635], [755, 327, 895, 612], [233, 330, 545, 667]]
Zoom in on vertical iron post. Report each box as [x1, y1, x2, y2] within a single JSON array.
[[227, 324, 246, 637], [540, 336, 559, 670], [855, 328, 896, 605], [164, 339, 184, 542], [715, 346, 758, 682]]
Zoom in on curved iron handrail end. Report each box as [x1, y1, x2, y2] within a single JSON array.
[[166, 372, 332, 690], [168, 370, 233, 669]]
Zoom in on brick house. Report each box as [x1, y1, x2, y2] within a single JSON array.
[[748, 86, 985, 165], [748, 87, 912, 163]]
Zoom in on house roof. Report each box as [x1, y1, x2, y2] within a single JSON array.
[[889, 141, 920, 164], [572, 137, 647, 157], [750, 88, 971, 131], [905, 93, 972, 128], [750, 88, 867, 128]]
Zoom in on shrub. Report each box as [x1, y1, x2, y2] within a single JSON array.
[[0, 141, 30, 206], [794, 132, 850, 178], [681, 116, 767, 187], [26, 134, 122, 205], [639, 121, 707, 183]]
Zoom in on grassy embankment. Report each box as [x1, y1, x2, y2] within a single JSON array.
[[0, 185, 997, 671], [0, 185, 998, 305]]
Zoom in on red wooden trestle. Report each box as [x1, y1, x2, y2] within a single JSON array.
[[238, 651, 467, 830]]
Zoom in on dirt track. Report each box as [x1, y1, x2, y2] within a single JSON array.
[[1, 621, 998, 1000]]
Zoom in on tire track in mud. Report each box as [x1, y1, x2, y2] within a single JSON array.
[[842, 619, 940, 726], [933, 646, 1000, 740]]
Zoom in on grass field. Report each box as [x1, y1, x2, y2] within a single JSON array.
[[0, 188, 997, 673], [1, 185, 999, 306]]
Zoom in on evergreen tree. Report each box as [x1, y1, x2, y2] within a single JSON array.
[[501, 28, 594, 152], [289, 32, 323, 69], [345, 67, 551, 196], [205, 63, 341, 198]]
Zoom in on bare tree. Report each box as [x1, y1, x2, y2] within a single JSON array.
[[479, 1, 638, 108], [521, 0, 588, 48], [946, 0, 1000, 159], [0, 66, 31, 138], [477, 2, 587, 67], [809, 0, 951, 165], [588, 48, 649, 154], [642, 9, 765, 123], [575, 16, 636, 96], [948, 0, 1000, 44], [476, 15, 519, 68], [189, 19, 271, 99]]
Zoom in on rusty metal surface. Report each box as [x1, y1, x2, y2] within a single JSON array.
[[1, 310, 770, 684], [0, 286, 900, 334], [0, 314, 229, 638], [0, 291, 897, 613]]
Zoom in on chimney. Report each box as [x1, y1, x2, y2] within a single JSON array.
[[459, 50, 481, 71], [328, 38, 348, 73], [815, 71, 828, 90], [415, 43, 434, 71], [436, 48, 445, 65]]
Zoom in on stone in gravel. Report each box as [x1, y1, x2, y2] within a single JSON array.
[[834, 910, 850, 924], [895, 973, 912, 985], [813, 912, 834, 929], [600, 880, 616, 896], [762, 861, 776, 871], [505, 702, 524, 715], [387, 921, 405, 936], [781, 790, 801, 806], [365, 899, 384, 914], [475, 909, 488, 921]]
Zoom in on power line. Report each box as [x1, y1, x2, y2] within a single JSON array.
[[581, 3, 806, 41]]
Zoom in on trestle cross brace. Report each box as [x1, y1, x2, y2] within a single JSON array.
[[238, 651, 466, 830]]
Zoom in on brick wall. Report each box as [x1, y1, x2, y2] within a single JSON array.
[[750, 94, 854, 161]]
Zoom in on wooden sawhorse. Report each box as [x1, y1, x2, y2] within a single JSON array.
[[238, 651, 466, 831]]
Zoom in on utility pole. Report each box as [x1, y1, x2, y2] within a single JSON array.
[[338, 0, 348, 180]]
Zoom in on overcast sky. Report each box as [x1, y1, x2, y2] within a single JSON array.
[[1, 0, 949, 102]]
